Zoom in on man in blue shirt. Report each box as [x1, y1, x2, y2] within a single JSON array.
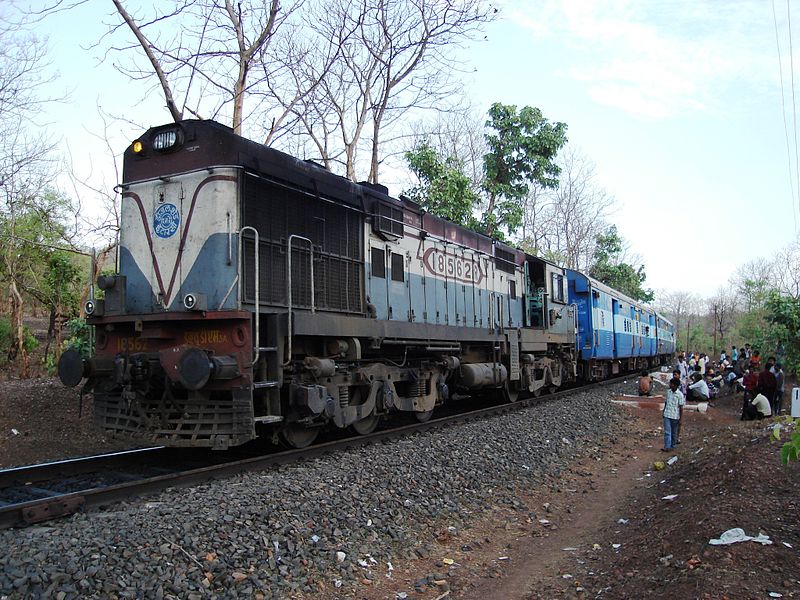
[[662, 378, 685, 452]]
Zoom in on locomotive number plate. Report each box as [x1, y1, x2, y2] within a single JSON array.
[[421, 247, 484, 285], [116, 337, 149, 351]]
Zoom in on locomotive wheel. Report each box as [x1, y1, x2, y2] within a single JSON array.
[[502, 381, 519, 403], [531, 387, 542, 398], [279, 424, 320, 449], [350, 413, 380, 435], [415, 409, 434, 422], [548, 385, 558, 395], [348, 387, 380, 435]]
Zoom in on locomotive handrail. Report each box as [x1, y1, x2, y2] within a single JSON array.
[[284, 235, 315, 367], [239, 226, 260, 367], [570, 302, 579, 351]]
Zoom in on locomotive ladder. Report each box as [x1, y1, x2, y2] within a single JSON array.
[[236, 231, 317, 421], [236, 226, 281, 418]]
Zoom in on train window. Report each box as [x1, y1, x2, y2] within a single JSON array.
[[371, 247, 386, 278], [551, 273, 565, 303], [391, 252, 404, 282], [509, 280, 517, 300]]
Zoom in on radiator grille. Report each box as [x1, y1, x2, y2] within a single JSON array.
[[242, 174, 364, 313]]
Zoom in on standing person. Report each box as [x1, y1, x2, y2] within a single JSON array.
[[732, 347, 739, 362], [637, 369, 653, 396], [676, 354, 690, 382], [774, 363, 786, 415], [745, 344, 752, 358], [757, 363, 777, 407], [699, 353, 707, 375], [735, 350, 748, 376], [741, 369, 759, 420], [720, 349, 727, 363], [662, 378, 685, 451], [672, 369, 687, 394]]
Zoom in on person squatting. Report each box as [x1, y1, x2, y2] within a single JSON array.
[[674, 347, 785, 421]]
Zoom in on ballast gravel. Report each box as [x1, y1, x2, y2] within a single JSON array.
[[0, 384, 630, 599]]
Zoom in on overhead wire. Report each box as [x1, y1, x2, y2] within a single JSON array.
[[773, 0, 798, 232], [786, 0, 800, 232]]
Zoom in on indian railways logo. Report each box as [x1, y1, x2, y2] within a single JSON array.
[[153, 203, 180, 238]]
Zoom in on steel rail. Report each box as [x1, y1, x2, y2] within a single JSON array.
[[0, 375, 630, 530]]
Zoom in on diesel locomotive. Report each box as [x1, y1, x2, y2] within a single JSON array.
[[58, 120, 675, 449]]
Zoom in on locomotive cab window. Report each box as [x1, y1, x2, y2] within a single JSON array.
[[551, 273, 565, 303], [371, 247, 386, 278], [509, 280, 517, 300], [391, 252, 404, 282]]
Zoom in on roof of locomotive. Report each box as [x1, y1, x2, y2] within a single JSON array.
[[122, 119, 533, 267]]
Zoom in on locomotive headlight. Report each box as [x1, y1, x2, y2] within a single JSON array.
[[85, 300, 95, 315], [132, 140, 144, 154], [182, 292, 207, 311], [152, 127, 183, 152]]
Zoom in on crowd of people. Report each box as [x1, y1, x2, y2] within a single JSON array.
[[640, 345, 789, 453]]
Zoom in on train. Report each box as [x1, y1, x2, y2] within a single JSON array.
[[58, 120, 675, 450]]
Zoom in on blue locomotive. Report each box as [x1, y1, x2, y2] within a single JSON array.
[[58, 120, 674, 449]]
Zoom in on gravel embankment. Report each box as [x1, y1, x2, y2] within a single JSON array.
[[0, 384, 627, 599]]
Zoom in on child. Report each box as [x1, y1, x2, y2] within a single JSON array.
[[662, 378, 685, 451], [637, 369, 653, 396]]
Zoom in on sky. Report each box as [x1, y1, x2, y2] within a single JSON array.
[[23, 0, 800, 300]]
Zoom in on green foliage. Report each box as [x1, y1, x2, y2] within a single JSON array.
[[43, 252, 84, 319], [759, 291, 800, 375], [588, 225, 654, 302], [62, 318, 91, 359], [482, 103, 567, 235], [0, 317, 39, 364], [404, 141, 480, 227], [780, 428, 800, 465]]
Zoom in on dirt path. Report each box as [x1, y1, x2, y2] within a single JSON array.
[[458, 418, 663, 599], [344, 391, 798, 600]]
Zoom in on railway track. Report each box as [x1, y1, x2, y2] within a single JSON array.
[[0, 376, 629, 530]]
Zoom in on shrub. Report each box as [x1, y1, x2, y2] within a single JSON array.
[[62, 318, 91, 358]]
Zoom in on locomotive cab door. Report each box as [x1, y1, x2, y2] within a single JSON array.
[[367, 245, 389, 319], [387, 250, 409, 321], [524, 259, 546, 328]]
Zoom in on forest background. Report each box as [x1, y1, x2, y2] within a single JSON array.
[[0, 0, 799, 377]]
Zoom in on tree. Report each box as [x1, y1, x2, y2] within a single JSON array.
[[772, 236, 800, 299], [730, 259, 772, 312], [278, 0, 495, 181], [0, 15, 68, 374], [588, 225, 654, 302], [655, 289, 701, 353], [759, 291, 800, 375], [106, 0, 296, 135], [482, 102, 567, 236], [526, 147, 614, 269], [403, 141, 479, 226], [707, 288, 737, 356]]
